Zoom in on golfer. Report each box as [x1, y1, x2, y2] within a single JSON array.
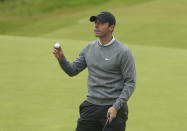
[[53, 11, 136, 131]]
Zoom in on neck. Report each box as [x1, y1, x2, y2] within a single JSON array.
[[99, 34, 113, 46]]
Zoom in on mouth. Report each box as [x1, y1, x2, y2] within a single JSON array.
[[94, 30, 101, 34]]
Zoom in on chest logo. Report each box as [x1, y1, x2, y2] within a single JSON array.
[[105, 58, 111, 61]]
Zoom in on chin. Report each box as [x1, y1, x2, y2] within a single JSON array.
[[95, 34, 101, 37]]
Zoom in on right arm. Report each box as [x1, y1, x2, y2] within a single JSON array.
[[53, 45, 87, 77]]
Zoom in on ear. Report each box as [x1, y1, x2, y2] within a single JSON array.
[[109, 25, 115, 32]]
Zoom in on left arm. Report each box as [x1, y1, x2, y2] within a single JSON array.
[[113, 48, 136, 110], [107, 49, 136, 123]]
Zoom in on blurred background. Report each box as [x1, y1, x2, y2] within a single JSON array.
[[0, 0, 186, 131]]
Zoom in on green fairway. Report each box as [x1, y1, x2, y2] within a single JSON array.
[[0, 35, 186, 131], [0, 0, 187, 130]]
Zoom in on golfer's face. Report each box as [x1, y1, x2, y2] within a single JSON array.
[[94, 19, 111, 37]]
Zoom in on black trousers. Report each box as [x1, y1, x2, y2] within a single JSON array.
[[76, 100, 128, 131]]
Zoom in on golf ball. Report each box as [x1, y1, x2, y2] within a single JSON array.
[[55, 42, 60, 48]]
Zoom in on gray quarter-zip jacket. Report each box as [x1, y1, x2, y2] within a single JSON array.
[[58, 39, 136, 110]]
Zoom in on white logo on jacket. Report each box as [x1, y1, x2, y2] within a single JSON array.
[[105, 58, 110, 61]]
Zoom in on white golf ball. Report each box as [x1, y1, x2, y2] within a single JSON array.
[[55, 42, 60, 48]]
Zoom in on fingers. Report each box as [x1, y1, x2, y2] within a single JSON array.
[[109, 114, 115, 123], [52, 48, 60, 58], [53, 48, 58, 54], [107, 110, 113, 123], [107, 107, 117, 123], [53, 48, 58, 55]]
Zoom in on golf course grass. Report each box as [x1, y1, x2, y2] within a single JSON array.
[[0, 0, 186, 131]]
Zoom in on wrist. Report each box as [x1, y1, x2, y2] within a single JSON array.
[[112, 106, 118, 112], [58, 54, 64, 60]]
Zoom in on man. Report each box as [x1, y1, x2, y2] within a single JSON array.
[[53, 11, 136, 131]]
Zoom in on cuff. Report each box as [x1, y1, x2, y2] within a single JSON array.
[[113, 99, 126, 111], [58, 56, 67, 65]]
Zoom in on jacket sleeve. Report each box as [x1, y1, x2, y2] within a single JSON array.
[[113, 49, 136, 110], [57, 46, 87, 77]]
